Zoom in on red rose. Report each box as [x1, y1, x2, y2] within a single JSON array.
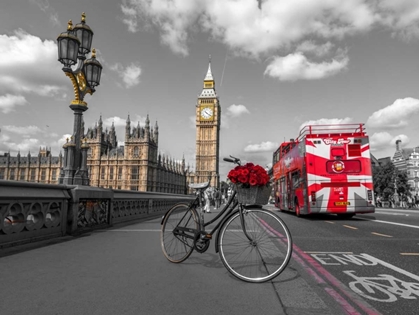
[[249, 174, 258, 186], [228, 163, 269, 187], [237, 175, 248, 183], [240, 168, 250, 176]]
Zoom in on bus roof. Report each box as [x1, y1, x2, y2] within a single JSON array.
[[296, 123, 366, 142]]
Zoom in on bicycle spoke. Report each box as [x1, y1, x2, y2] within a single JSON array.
[[161, 204, 198, 263], [219, 209, 292, 283]]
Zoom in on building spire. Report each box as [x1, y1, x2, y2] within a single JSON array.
[[205, 55, 214, 81], [200, 55, 216, 96]]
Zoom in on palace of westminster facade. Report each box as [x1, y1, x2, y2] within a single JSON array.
[[0, 61, 221, 193]]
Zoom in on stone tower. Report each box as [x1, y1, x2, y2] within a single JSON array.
[[195, 57, 221, 188]]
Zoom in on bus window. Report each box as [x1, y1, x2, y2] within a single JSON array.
[[348, 144, 361, 157], [292, 171, 300, 188]]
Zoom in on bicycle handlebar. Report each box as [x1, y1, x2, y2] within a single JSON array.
[[223, 156, 241, 165]]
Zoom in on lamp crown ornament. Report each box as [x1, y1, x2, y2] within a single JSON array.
[[57, 12, 102, 105]]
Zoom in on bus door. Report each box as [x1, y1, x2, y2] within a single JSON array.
[[279, 176, 287, 209], [286, 172, 292, 209], [290, 170, 301, 209]]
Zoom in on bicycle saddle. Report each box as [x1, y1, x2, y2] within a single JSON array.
[[189, 182, 210, 190]]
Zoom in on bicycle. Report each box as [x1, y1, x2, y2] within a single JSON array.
[[161, 156, 293, 283]]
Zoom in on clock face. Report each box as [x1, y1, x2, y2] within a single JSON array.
[[201, 107, 213, 119]]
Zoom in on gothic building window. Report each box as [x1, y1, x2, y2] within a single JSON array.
[[10, 168, 15, 180], [0, 169, 4, 179], [52, 169, 57, 181], [134, 146, 139, 157], [131, 166, 139, 180], [101, 167, 105, 180], [118, 166, 123, 180], [20, 169, 26, 181], [109, 166, 114, 180], [30, 169, 36, 182], [41, 169, 46, 181]]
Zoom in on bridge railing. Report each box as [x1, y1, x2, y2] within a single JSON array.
[[0, 180, 194, 248]]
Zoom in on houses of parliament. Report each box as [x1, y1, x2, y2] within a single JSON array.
[[0, 60, 221, 193]]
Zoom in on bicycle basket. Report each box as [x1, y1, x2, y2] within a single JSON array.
[[235, 185, 272, 205]]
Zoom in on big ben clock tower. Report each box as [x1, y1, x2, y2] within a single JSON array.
[[195, 57, 221, 188]]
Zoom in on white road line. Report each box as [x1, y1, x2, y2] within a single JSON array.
[[359, 253, 419, 281], [375, 209, 419, 214], [357, 217, 419, 229]]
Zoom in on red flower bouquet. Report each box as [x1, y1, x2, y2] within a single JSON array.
[[227, 163, 270, 188], [227, 163, 271, 205]]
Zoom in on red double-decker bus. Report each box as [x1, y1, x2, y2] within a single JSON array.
[[272, 123, 375, 218]]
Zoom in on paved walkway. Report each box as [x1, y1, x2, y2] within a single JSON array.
[[0, 208, 346, 315]]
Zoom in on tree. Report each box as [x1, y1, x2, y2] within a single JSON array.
[[373, 162, 395, 200], [372, 161, 410, 200], [396, 171, 410, 196]]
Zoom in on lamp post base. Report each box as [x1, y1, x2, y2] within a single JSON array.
[[59, 104, 89, 186]]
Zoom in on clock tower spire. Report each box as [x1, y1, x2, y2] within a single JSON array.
[[195, 57, 221, 188]]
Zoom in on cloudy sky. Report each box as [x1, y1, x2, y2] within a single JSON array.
[[0, 0, 418, 180]]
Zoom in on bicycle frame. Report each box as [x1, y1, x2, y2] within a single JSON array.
[[161, 188, 264, 254]]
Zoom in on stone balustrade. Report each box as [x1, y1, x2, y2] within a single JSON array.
[[0, 180, 194, 248]]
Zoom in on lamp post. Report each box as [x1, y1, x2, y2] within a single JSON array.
[[56, 13, 102, 185]]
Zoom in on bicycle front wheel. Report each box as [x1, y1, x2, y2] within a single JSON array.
[[219, 208, 292, 283], [161, 203, 198, 263]]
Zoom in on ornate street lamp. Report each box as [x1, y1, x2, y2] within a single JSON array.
[[57, 13, 102, 185]]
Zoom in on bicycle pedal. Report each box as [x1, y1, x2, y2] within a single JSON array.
[[205, 234, 212, 239]]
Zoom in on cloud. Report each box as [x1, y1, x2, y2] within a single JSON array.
[[110, 62, 142, 88], [391, 134, 411, 147], [102, 115, 146, 128], [369, 131, 394, 151], [295, 41, 335, 57], [0, 94, 28, 114], [29, 0, 61, 28], [2, 138, 41, 153], [366, 97, 419, 129], [264, 52, 349, 81], [121, 2, 138, 32], [121, 0, 204, 57], [120, 0, 417, 60], [244, 141, 279, 153], [0, 29, 66, 97], [226, 104, 250, 117], [56, 133, 72, 149], [375, 0, 419, 41], [299, 117, 354, 133], [2, 124, 43, 136], [370, 132, 411, 152], [103, 116, 129, 128]]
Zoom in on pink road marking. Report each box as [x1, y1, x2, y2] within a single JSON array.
[[258, 213, 382, 315]]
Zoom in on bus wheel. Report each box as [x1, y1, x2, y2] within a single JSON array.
[[295, 203, 301, 217]]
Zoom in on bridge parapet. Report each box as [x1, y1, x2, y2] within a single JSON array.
[[0, 180, 70, 247], [0, 180, 194, 248]]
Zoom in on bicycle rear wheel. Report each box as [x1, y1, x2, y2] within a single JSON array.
[[161, 203, 198, 263], [218, 208, 292, 283]]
